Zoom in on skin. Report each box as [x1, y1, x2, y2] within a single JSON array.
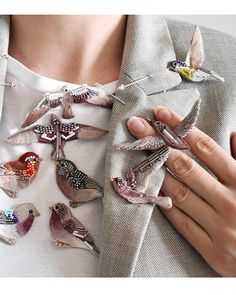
[[9, 15, 127, 85], [127, 108, 236, 277]]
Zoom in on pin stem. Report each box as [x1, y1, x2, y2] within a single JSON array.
[[95, 83, 125, 105], [117, 75, 151, 91]]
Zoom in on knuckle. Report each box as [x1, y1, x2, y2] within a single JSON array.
[[172, 183, 190, 204], [172, 154, 195, 177], [220, 193, 236, 220], [195, 136, 218, 157], [180, 219, 195, 241]]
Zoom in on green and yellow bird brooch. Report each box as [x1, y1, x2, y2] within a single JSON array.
[[167, 26, 224, 82]]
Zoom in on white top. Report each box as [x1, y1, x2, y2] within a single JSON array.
[[0, 56, 118, 277]]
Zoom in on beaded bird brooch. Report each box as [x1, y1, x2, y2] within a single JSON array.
[[0, 203, 40, 245], [0, 152, 40, 198], [21, 84, 113, 128], [167, 26, 224, 82], [55, 159, 103, 208], [6, 114, 108, 160], [50, 203, 99, 255]]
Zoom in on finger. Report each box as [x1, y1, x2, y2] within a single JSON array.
[[162, 171, 218, 234], [230, 132, 236, 160], [160, 205, 213, 261], [155, 106, 236, 185], [127, 116, 155, 138], [166, 148, 227, 211]]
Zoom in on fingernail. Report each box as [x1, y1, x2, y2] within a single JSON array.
[[127, 116, 146, 133], [155, 106, 172, 122]]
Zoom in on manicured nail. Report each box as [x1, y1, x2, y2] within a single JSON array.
[[155, 106, 172, 122], [127, 116, 146, 133]]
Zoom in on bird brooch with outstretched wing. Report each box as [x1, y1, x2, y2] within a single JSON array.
[[21, 84, 113, 128], [117, 97, 201, 151], [6, 114, 109, 159]]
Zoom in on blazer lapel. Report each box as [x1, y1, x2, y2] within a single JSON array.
[[98, 16, 200, 277]]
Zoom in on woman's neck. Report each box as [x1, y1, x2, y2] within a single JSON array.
[[9, 15, 127, 85]]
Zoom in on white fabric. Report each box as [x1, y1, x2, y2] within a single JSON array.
[[0, 56, 118, 277]]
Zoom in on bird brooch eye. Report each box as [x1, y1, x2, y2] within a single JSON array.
[[29, 209, 33, 214]]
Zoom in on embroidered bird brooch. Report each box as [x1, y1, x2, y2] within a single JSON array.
[[6, 114, 109, 160], [0, 203, 40, 245], [0, 152, 40, 198], [55, 159, 103, 208], [117, 98, 201, 151], [49, 203, 99, 255], [111, 145, 172, 208], [21, 84, 113, 128], [167, 26, 224, 82]]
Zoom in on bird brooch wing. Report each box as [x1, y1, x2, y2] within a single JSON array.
[[63, 219, 100, 255], [128, 145, 170, 192], [5, 124, 52, 145], [174, 97, 201, 138], [70, 84, 113, 108], [75, 123, 109, 140], [21, 91, 64, 128], [185, 26, 204, 69], [117, 135, 165, 151]]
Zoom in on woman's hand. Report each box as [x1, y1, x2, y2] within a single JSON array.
[[127, 107, 236, 277]]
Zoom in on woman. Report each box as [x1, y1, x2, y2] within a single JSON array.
[[0, 15, 236, 277]]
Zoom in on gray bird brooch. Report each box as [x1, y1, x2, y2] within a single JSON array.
[[111, 145, 172, 209], [21, 84, 113, 128], [0, 152, 40, 198], [55, 159, 103, 208], [113, 98, 201, 207], [167, 26, 224, 82], [49, 203, 99, 255], [6, 114, 108, 160], [0, 203, 40, 245]]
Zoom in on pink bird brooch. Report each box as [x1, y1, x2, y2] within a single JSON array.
[[50, 203, 99, 255], [6, 114, 108, 160], [0, 203, 40, 245], [0, 152, 40, 198], [21, 84, 113, 128], [111, 145, 172, 208]]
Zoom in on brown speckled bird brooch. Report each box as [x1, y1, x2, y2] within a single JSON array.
[[50, 203, 99, 255], [55, 159, 103, 208], [6, 114, 108, 160]]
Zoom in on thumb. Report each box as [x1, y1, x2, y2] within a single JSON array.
[[230, 132, 236, 160]]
